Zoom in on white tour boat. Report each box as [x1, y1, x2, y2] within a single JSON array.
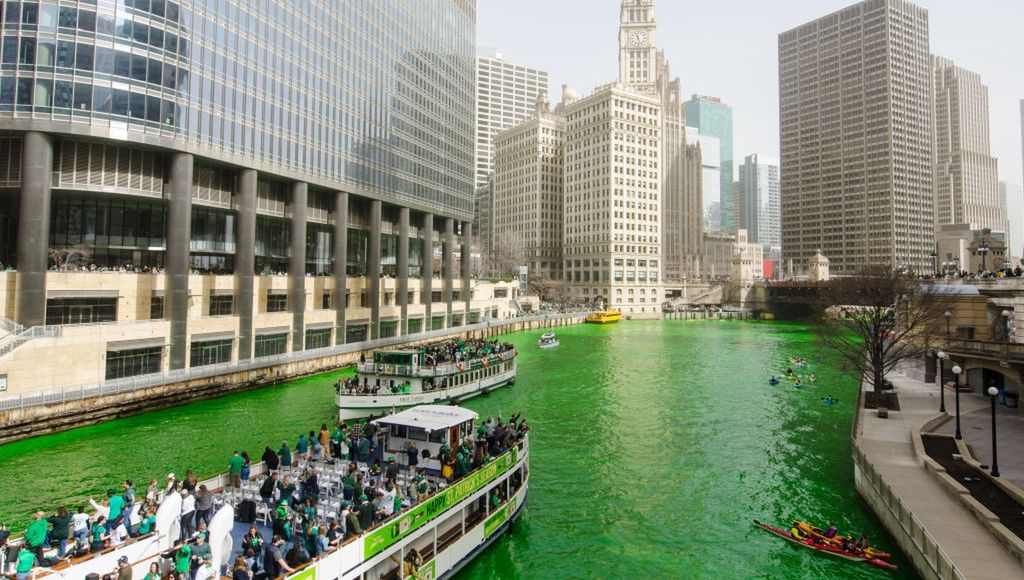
[[538, 332, 559, 349], [336, 340, 517, 420]]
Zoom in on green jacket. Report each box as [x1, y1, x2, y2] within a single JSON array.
[[16, 550, 35, 573], [24, 518, 48, 547]]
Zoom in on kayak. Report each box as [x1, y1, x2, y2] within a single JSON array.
[[753, 520, 898, 572], [795, 521, 891, 560]]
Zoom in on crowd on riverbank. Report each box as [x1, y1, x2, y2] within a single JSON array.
[[0, 413, 529, 579]]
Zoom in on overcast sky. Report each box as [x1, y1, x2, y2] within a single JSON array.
[[478, 0, 1024, 185]]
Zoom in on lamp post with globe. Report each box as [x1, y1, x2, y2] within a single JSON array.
[[988, 386, 1001, 478], [952, 365, 963, 440]]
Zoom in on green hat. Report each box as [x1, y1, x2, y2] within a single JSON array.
[[388, 456, 396, 461], [359, 494, 368, 501], [340, 501, 351, 508]]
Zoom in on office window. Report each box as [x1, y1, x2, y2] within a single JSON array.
[[208, 295, 233, 316], [150, 296, 164, 320], [305, 328, 331, 350], [45, 298, 118, 325], [255, 333, 287, 357], [407, 318, 422, 334], [189, 339, 232, 367], [321, 291, 332, 310], [345, 324, 368, 344], [105, 347, 162, 380], [266, 292, 287, 312]]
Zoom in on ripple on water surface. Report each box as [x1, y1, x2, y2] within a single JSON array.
[[0, 321, 916, 579]]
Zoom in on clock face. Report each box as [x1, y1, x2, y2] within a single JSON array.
[[629, 30, 647, 47]]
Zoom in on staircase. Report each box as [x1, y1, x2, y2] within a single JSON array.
[[0, 320, 61, 358]]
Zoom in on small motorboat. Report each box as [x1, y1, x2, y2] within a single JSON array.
[[538, 332, 560, 349], [753, 520, 897, 571]]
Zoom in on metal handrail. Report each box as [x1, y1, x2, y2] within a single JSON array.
[[0, 312, 588, 412]]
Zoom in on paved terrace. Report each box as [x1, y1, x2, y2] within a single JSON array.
[[932, 389, 1024, 491], [856, 373, 1024, 578]]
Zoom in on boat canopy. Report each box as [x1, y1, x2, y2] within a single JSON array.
[[372, 405, 478, 431]]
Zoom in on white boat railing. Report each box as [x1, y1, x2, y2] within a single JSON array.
[[0, 312, 585, 412], [357, 348, 517, 378]]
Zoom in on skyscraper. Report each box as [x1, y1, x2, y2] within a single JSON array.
[[685, 95, 734, 231], [1001, 182, 1024, 259], [779, 0, 934, 274], [492, 95, 565, 280], [932, 56, 1004, 232], [687, 128, 721, 232], [737, 154, 781, 255], [475, 49, 550, 190], [0, 0, 478, 376]]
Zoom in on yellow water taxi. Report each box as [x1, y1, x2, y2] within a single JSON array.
[[585, 310, 623, 324]]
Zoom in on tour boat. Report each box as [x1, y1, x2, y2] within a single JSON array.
[[753, 520, 898, 572], [41, 406, 530, 580], [337, 342, 517, 420], [585, 310, 623, 324], [538, 332, 560, 349]]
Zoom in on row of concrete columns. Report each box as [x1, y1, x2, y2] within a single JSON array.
[[14, 133, 469, 370]]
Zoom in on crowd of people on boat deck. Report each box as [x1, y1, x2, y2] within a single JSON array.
[[334, 377, 414, 396], [0, 413, 528, 580], [419, 337, 514, 365]]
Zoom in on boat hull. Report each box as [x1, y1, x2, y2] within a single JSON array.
[[538, 340, 559, 349], [753, 520, 898, 572]]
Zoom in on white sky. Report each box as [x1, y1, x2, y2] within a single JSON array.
[[478, 0, 1024, 185]]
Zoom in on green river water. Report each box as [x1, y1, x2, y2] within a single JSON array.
[[0, 321, 915, 578]]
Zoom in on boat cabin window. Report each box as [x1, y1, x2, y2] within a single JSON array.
[[429, 430, 444, 443], [406, 427, 429, 442], [389, 425, 408, 439]]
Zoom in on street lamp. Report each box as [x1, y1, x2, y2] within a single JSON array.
[[979, 243, 990, 272], [952, 365, 963, 440], [936, 351, 947, 413], [987, 386, 1001, 477], [930, 248, 938, 277], [944, 310, 952, 337], [1002, 310, 1011, 342]]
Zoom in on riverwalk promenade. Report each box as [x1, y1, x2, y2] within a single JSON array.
[[932, 389, 1024, 491], [854, 372, 1024, 579]]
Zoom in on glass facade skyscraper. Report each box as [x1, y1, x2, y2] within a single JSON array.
[[684, 95, 733, 231], [0, 0, 479, 371]]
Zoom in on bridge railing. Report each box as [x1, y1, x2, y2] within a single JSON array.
[[941, 337, 1024, 363]]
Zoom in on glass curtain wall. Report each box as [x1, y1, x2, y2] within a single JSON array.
[[255, 216, 289, 274], [49, 194, 167, 269], [346, 228, 367, 276], [306, 224, 332, 275], [190, 206, 235, 273]]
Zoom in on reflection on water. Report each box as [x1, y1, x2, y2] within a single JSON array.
[[0, 322, 915, 578]]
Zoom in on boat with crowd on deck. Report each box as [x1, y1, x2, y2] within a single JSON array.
[[29, 405, 529, 580], [336, 339, 517, 420]]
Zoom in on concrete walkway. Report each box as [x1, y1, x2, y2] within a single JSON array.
[[931, 389, 1024, 490], [856, 373, 1024, 578]]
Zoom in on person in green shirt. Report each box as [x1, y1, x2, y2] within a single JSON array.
[[90, 516, 107, 552], [174, 544, 192, 574], [228, 450, 245, 489], [106, 488, 125, 530], [136, 507, 157, 535], [23, 511, 48, 562], [295, 433, 309, 457], [278, 441, 292, 468], [15, 545, 36, 580], [143, 562, 161, 580]]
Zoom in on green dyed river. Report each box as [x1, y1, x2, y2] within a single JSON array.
[[0, 321, 915, 578]]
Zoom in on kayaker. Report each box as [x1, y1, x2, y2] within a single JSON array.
[[769, 376, 779, 385], [790, 522, 807, 540], [857, 533, 869, 550], [825, 523, 837, 538]]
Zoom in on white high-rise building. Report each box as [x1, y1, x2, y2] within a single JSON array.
[[932, 56, 1005, 233], [737, 154, 781, 255], [475, 49, 550, 190], [492, 96, 566, 281], [779, 0, 934, 274]]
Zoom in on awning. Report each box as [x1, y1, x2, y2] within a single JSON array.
[[47, 290, 119, 298], [210, 289, 235, 296], [190, 331, 235, 342], [255, 326, 290, 336], [347, 319, 369, 326], [106, 337, 167, 352], [306, 322, 334, 330]]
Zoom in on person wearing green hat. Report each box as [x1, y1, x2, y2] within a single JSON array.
[[357, 495, 374, 530], [343, 501, 362, 539]]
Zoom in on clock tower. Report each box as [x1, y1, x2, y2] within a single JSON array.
[[618, 0, 658, 94]]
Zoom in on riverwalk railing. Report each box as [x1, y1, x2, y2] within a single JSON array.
[[941, 337, 1024, 364], [851, 440, 966, 579], [0, 311, 587, 412]]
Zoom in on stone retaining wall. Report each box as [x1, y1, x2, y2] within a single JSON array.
[[0, 316, 583, 444]]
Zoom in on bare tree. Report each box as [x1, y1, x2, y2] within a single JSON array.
[[485, 232, 526, 278], [528, 272, 570, 304], [816, 265, 952, 408], [48, 247, 91, 271]]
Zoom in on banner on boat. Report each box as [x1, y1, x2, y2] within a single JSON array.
[[364, 447, 520, 559], [484, 495, 517, 538]]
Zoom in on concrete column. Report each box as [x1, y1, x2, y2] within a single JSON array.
[[235, 169, 257, 361], [333, 192, 349, 345], [461, 220, 472, 319], [367, 200, 382, 340], [421, 213, 433, 331], [166, 153, 194, 370], [15, 132, 53, 328], [397, 207, 410, 336], [289, 182, 308, 352], [443, 217, 454, 327]]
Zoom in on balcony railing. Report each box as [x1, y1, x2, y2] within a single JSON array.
[[941, 337, 1024, 363]]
